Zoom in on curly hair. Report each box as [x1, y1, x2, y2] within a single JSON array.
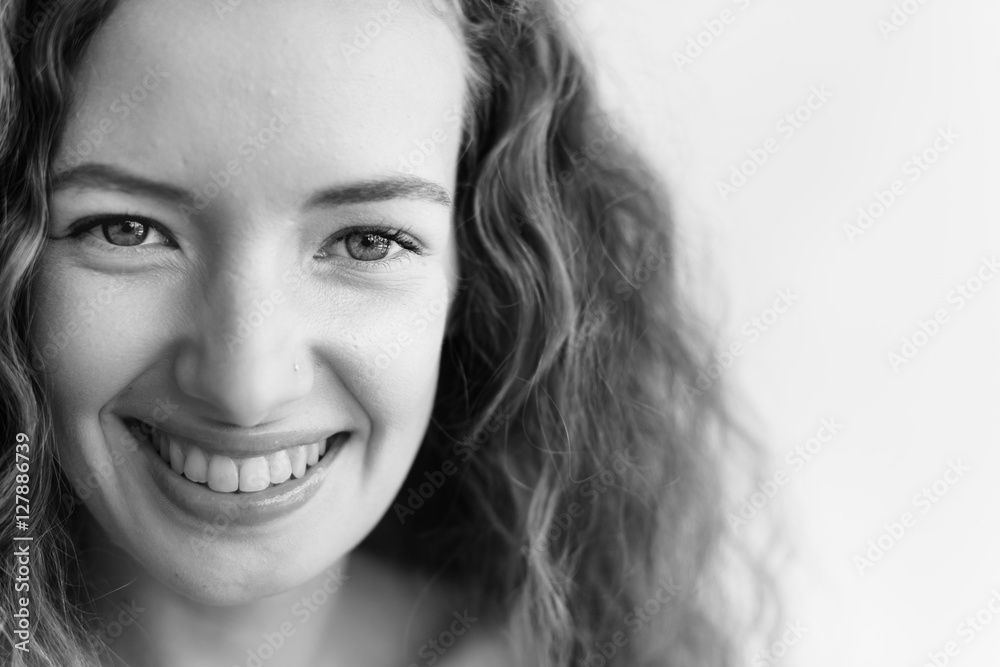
[[0, 1, 779, 665]]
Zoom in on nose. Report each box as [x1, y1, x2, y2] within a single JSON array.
[[174, 254, 310, 427]]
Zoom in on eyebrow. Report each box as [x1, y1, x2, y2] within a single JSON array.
[[306, 177, 453, 208], [51, 164, 196, 207], [50, 163, 453, 209]]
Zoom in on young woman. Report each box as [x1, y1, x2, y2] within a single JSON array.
[[1, 0, 776, 665]]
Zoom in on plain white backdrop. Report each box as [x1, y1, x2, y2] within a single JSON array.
[[568, 0, 1000, 665]]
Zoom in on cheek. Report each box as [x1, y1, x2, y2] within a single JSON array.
[[358, 291, 449, 378], [30, 255, 171, 409], [325, 279, 452, 444], [29, 254, 171, 482]]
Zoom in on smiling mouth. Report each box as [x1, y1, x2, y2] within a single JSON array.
[[125, 418, 344, 494]]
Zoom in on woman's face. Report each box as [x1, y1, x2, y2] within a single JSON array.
[[31, 0, 466, 604]]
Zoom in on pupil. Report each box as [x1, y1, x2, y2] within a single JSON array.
[[104, 219, 147, 246], [348, 233, 390, 260]]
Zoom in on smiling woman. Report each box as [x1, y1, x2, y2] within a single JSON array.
[[1, 1, 774, 666]]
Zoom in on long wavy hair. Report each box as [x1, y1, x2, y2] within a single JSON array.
[[1, 1, 779, 665]]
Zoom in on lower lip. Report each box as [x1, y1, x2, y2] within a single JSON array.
[[137, 424, 349, 528]]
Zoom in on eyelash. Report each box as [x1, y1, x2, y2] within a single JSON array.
[[316, 224, 425, 271], [66, 212, 177, 254], [63, 214, 425, 270]]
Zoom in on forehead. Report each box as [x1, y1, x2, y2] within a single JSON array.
[[59, 0, 468, 201]]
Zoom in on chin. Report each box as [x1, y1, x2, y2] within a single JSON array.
[[63, 412, 412, 605]]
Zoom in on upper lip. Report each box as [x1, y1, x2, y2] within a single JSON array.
[[130, 418, 343, 458]]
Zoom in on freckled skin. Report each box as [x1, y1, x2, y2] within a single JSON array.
[[34, 0, 466, 618]]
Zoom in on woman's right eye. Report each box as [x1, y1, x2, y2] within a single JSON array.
[[70, 215, 177, 249]]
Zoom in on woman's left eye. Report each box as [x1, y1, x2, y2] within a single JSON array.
[[316, 227, 422, 266], [70, 215, 176, 249]]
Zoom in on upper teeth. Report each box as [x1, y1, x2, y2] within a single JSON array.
[[152, 430, 327, 493]]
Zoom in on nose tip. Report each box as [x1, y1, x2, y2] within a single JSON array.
[[175, 351, 311, 427], [173, 287, 311, 427]]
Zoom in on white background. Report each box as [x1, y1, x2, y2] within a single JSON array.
[[571, 0, 1000, 665]]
